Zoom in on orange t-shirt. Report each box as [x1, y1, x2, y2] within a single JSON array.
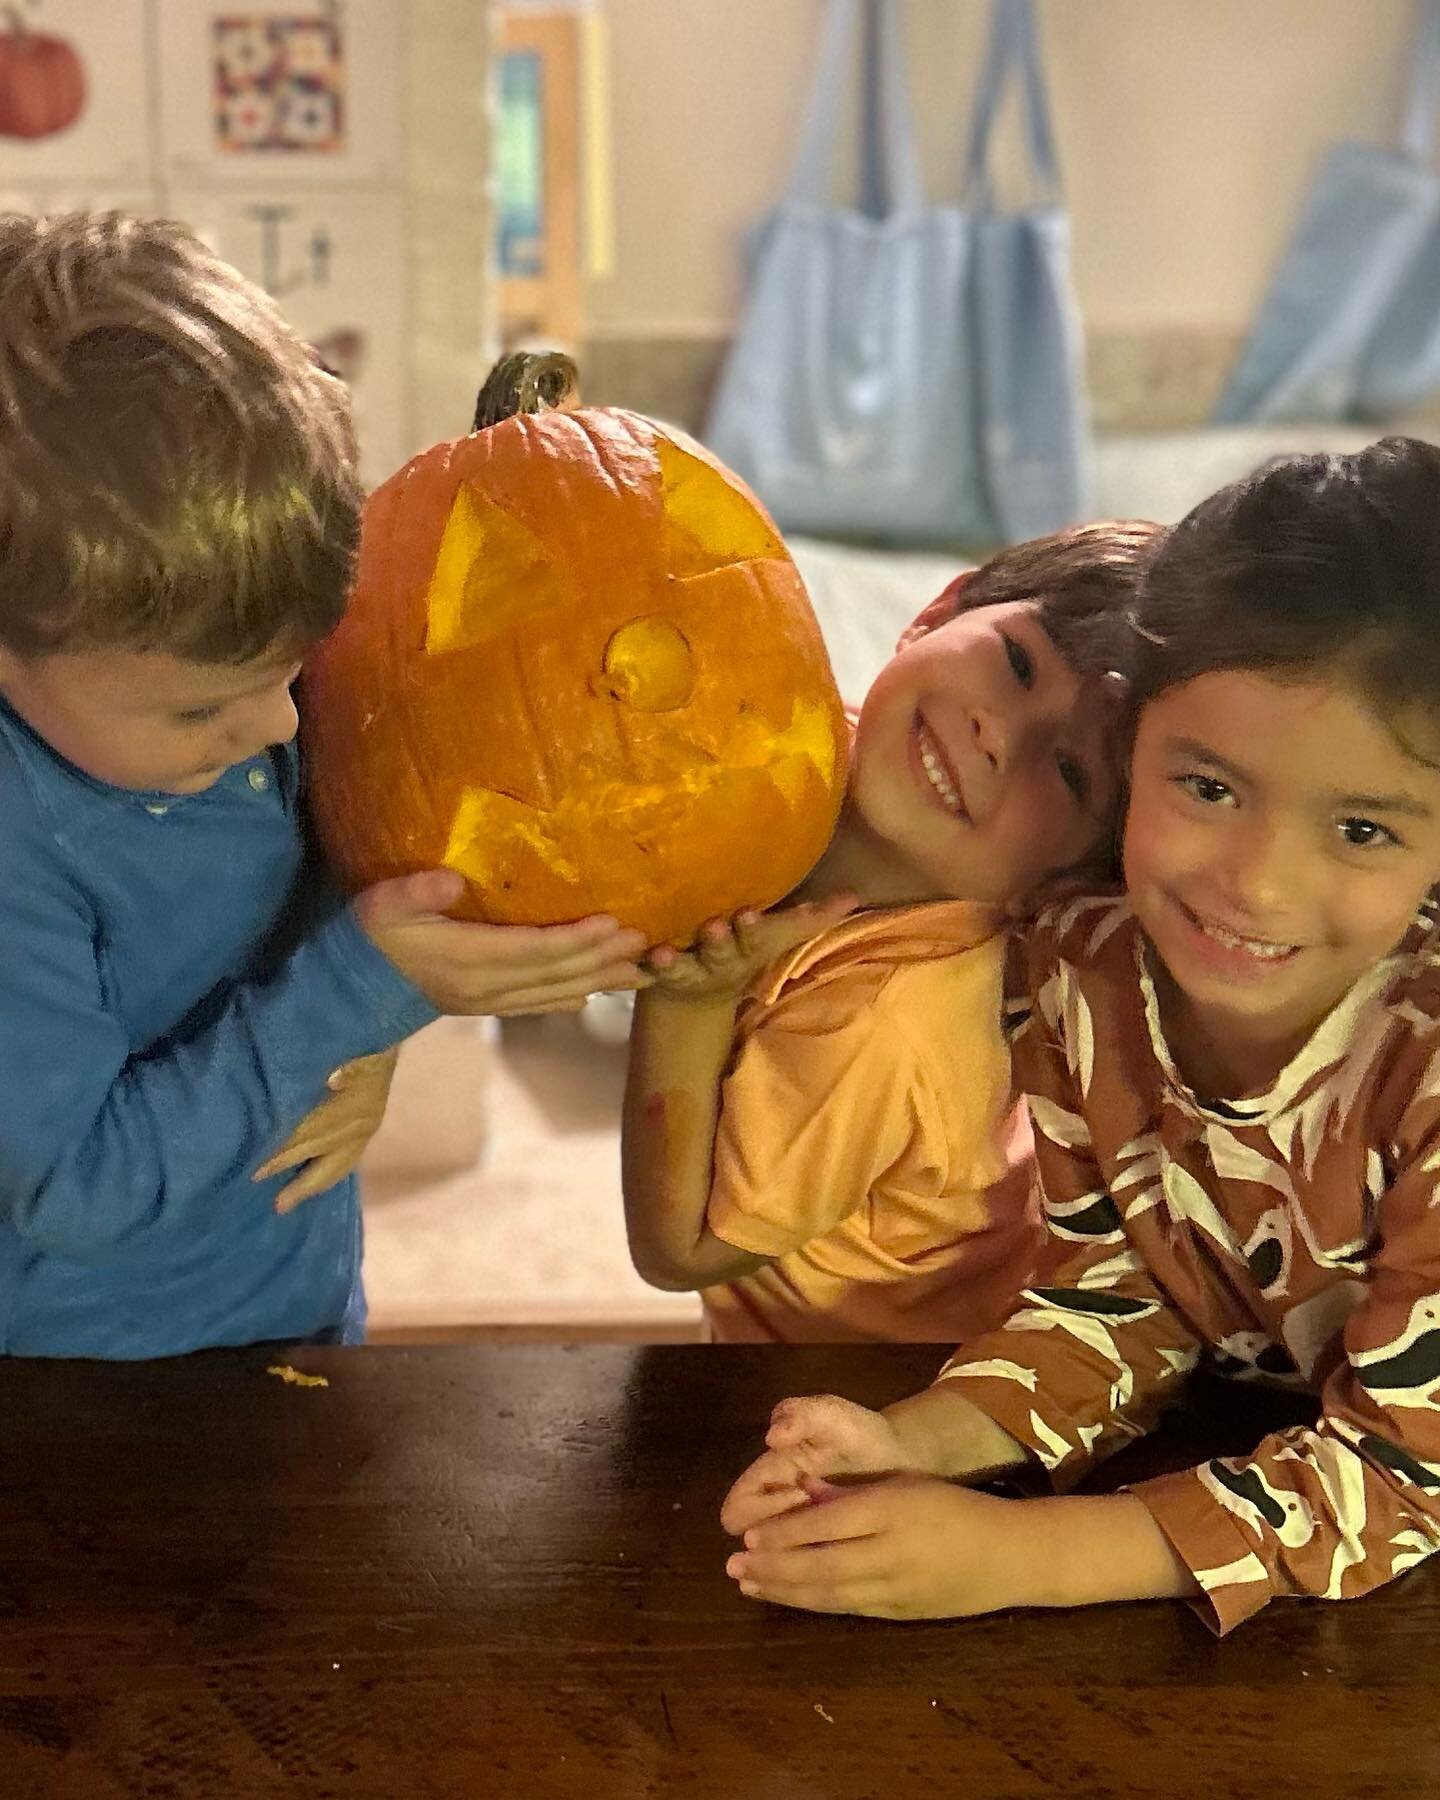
[[701, 903, 1041, 1343]]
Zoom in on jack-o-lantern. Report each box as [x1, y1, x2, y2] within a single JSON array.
[[304, 390, 847, 946], [0, 11, 85, 140]]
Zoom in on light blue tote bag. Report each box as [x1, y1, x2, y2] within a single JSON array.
[[1358, 2, 1440, 416], [1214, 0, 1440, 424], [704, 0, 1092, 547], [962, 0, 1093, 540]]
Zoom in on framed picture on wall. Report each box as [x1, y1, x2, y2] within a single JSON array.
[[171, 185, 411, 488], [156, 0, 403, 187], [494, 7, 582, 350], [0, 0, 151, 187]]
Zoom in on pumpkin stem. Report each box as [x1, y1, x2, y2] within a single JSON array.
[[472, 350, 579, 432]]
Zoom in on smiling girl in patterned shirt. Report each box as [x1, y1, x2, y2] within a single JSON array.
[[722, 436, 1440, 1633]]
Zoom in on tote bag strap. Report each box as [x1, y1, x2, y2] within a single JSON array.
[[785, 0, 924, 215], [1397, 0, 1440, 163], [961, 0, 1061, 210]]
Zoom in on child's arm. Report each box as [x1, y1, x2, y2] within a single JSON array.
[[728, 1478, 1194, 1618], [0, 847, 643, 1251], [622, 897, 855, 1290], [721, 1394, 1196, 1622]]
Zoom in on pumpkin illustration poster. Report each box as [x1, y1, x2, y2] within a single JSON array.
[[0, 3, 85, 140], [303, 406, 849, 947], [0, 0, 147, 183]]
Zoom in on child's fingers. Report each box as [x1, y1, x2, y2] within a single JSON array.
[[765, 1393, 854, 1457], [719, 1451, 811, 1534], [253, 1142, 310, 1182], [728, 1528, 881, 1590], [693, 916, 743, 972], [512, 912, 647, 953], [489, 974, 642, 1016], [527, 916, 648, 959], [274, 1150, 352, 1213], [742, 1486, 880, 1553], [799, 1472, 851, 1505], [256, 1123, 369, 1183], [728, 1545, 895, 1616], [431, 917, 648, 981], [729, 910, 766, 958]]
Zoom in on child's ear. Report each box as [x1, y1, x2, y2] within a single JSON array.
[[896, 589, 963, 652]]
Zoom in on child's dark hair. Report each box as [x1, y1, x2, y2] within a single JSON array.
[[957, 519, 1169, 683], [1133, 436, 1440, 744], [0, 210, 362, 663]]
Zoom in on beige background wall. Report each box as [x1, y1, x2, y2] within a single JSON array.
[[582, 0, 1420, 427], [408, 0, 496, 453]]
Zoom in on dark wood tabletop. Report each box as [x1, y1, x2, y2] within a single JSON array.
[[0, 1342, 1434, 1800]]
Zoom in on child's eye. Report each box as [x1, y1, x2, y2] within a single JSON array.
[[1337, 816, 1400, 850], [174, 705, 221, 726], [1002, 634, 1034, 689], [1176, 772, 1233, 805], [1056, 751, 1089, 805]]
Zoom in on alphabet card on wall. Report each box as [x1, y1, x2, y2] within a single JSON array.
[[0, 0, 150, 187], [172, 184, 411, 488], [157, 0, 402, 187]]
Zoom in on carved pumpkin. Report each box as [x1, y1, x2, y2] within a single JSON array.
[[303, 407, 847, 945], [0, 15, 84, 140]]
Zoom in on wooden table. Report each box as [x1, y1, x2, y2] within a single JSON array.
[[0, 1343, 1435, 1799]]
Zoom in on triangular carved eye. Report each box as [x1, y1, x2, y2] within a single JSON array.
[[657, 438, 784, 577], [424, 480, 570, 654]]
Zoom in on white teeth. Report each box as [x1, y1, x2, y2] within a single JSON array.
[[916, 722, 965, 816], [1194, 914, 1298, 961]]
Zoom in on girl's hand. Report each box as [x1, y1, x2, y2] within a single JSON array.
[[726, 1475, 1028, 1620], [647, 894, 858, 1005], [253, 1046, 400, 1214], [720, 1394, 915, 1535]]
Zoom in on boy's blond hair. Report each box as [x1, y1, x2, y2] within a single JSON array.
[[0, 210, 361, 663]]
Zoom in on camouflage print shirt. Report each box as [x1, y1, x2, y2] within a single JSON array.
[[936, 892, 1440, 1634]]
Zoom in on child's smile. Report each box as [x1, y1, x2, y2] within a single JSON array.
[[1165, 894, 1303, 975], [1125, 669, 1440, 1093], [910, 712, 970, 821]]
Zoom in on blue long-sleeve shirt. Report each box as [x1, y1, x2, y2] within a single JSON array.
[[0, 694, 438, 1357]]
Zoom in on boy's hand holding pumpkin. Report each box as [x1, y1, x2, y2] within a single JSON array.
[[254, 1046, 400, 1213], [645, 893, 858, 1006], [354, 869, 651, 1018]]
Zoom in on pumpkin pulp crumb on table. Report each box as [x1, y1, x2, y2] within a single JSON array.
[[266, 1364, 330, 1388]]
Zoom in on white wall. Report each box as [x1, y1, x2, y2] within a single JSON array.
[[586, 0, 1417, 342]]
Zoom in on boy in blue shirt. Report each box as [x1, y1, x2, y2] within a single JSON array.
[[0, 211, 646, 1357]]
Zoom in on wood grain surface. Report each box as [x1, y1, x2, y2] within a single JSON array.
[[0, 1343, 1431, 1799]]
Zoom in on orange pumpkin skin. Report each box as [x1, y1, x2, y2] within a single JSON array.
[[303, 408, 848, 946], [0, 27, 84, 140]]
